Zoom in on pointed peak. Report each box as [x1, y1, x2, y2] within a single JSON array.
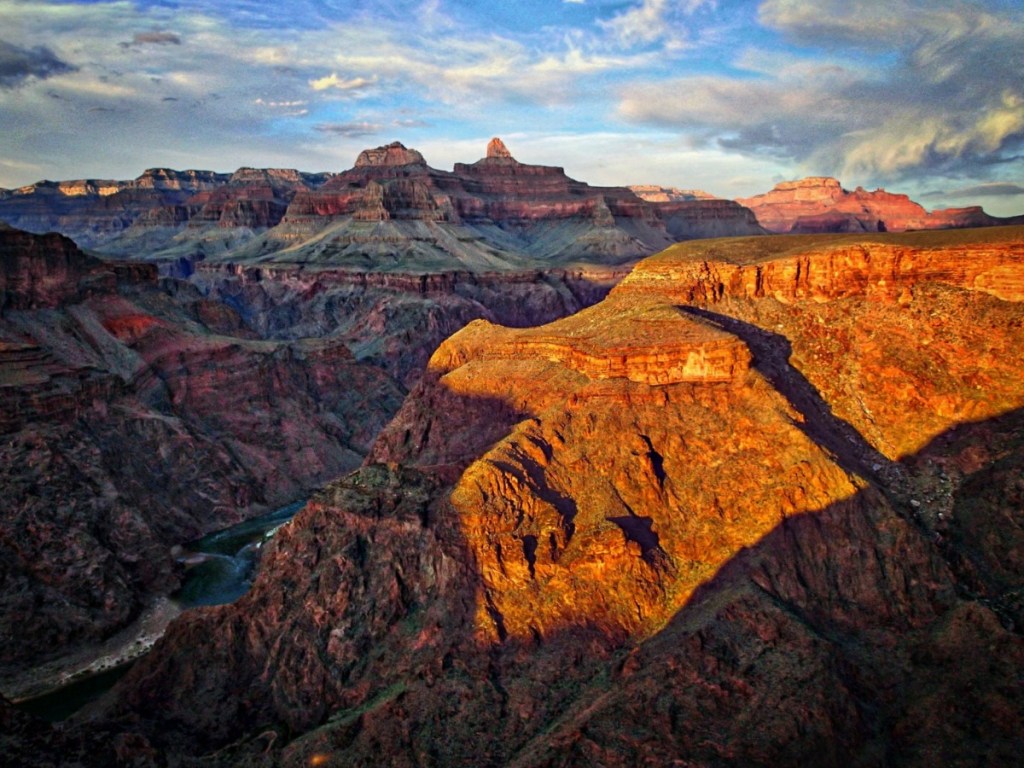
[[487, 137, 513, 160]]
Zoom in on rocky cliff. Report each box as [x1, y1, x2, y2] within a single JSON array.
[[0, 141, 772, 274], [50, 226, 1024, 766], [739, 176, 1024, 234], [0, 226, 404, 697], [189, 262, 628, 387], [0, 167, 333, 253], [242, 139, 676, 272]]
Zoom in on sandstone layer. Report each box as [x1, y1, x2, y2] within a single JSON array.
[[738, 176, 1024, 234], [0, 226, 404, 694], [42, 226, 1024, 767]]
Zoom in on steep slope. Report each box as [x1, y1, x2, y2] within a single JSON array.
[[189, 262, 627, 387], [53, 226, 1024, 766], [738, 176, 1024, 234], [0, 226, 404, 698]]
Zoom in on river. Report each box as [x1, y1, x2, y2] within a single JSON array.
[[15, 500, 305, 722]]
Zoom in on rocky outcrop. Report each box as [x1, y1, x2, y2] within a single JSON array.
[[738, 176, 1024, 234], [354, 141, 427, 168], [58, 226, 1024, 766], [191, 262, 628, 386], [0, 226, 404, 694], [0, 222, 104, 310], [257, 139, 676, 271], [622, 227, 1024, 459]]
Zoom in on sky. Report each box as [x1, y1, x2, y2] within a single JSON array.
[[1, 0, 1023, 215]]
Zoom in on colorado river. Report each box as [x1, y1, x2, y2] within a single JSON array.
[[15, 500, 305, 721], [174, 500, 305, 607]]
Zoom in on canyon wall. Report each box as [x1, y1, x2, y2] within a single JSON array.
[[54, 226, 1024, 766], [189, 262, 628, 387], [0, 140, 769, 273], [0, 226, 404, 695]]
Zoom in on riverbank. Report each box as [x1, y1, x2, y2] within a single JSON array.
[[2, 597, 182, 705], [5, 499, 306, 714]]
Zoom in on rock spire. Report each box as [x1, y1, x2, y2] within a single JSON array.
[[486, 137, 513, 159]]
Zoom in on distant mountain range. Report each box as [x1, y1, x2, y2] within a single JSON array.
[[1, 141, 1019, 274]]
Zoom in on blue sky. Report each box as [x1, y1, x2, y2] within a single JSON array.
[[1, 0, 1023, 214]]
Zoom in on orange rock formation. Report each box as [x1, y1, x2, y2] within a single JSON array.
[[53, 226, 1024, 767], [369, 225, 1024, 644], [738, 176, 1022, 233]]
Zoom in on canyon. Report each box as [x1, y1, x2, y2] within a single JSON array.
[[1, 139, 1023, 765], [4, 157, 1017, 272], [2, 225, 1016, 766], [0, 222, 405, 698]]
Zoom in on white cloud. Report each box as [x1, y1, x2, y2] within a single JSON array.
[[308, 73, 377, 92], [616, 0, 1024, 191], [599, 0, 716, 48]]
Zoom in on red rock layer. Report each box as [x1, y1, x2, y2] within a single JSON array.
[[623, 227, 1024, 458], [738, 176, 1023, 234], [61, 227, 1024, 767], [0, 226, 404, 686], [281, 140, 656, 230]]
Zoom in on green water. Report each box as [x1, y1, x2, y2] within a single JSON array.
[[14, 500, 305, 722], [174, 500, 305, 608]]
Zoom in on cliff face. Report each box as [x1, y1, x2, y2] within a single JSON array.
[[653, 198, 767, 240], [738, 176, 1024, 234], [190, 262, 628, 387], [0, 167, 333, 253], [0, 169, 229, 248], [0, 226, 404, 692], [255, 140, 676, 271], [69, 226, 1024, 766], [0, 141, 770, 273]]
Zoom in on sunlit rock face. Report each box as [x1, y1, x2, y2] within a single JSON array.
[[629, 185, 718, 202], [738, 176, 1024, 234], [63, 227, 1024, 768]]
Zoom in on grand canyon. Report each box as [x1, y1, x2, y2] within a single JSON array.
[[0, 132, 1022, 767]]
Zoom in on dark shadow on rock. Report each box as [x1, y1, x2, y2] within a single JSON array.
[[679, 305, 902, 486], [6, 382, 1022, 768]]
